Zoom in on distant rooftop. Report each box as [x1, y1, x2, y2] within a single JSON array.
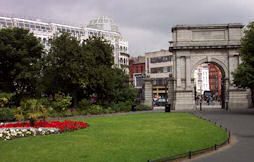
[[87, 16, 119, 33], [172, 23, 244, 31]]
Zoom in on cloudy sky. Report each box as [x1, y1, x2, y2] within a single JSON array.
[[0, 0, 254, 56]]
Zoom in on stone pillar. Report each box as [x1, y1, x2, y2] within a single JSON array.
[[176, 56, 182, 88], [186, 56, 191, 90], [143, 78, 153, 107], [168, 75, 175, 110]]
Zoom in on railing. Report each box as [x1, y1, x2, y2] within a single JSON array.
[[147, 113, 230, 162]]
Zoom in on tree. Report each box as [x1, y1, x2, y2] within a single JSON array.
[[81, 36, 115, 104], [41, 33, 88, 107], [233, 22, 254, 104], [0, 27, 44, 97], [109, 67, 137, 104]]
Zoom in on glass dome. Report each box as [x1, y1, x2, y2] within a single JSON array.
[[87, 16, 119, 33]]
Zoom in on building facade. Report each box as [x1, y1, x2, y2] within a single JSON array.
[[194, 64, 210, 95], [209, 64, 222, 96], [129, 56, 145, 88], [145, 49, 173, 99], [0, 15, 128, 67], [119, 52, 130, 73]]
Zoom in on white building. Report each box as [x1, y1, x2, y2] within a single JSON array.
[[194, 64, 210, 94], [145, 49, 173, 98], [0, 15, 128, 67]]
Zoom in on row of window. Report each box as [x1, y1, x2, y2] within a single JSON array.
[[57, 26, 84, 36], [209, 78, 218, 82], [152, 79, 167, 86], [150, 56, 173, 63], [151, 66, 172, 74], [209, 72, 218, 76], [210, 85, 218, 89], [135, 66, 144, 73], [119, 57, 128, 65], [0, 19, 13, 27]]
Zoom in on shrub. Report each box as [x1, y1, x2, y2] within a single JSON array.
[[135, 104, 151, 111], [52, 93, 72, 112], [15, 99, 49, 126], [0, 92, 13, 108], [103, 107, 113, 114], [63, 109, 72, 117], [0, 108, 15, 121], [78, 99, 91, 110], [111, 101, 132, 112], [39, 97, 52, 109], [87, 105, 104, 115]]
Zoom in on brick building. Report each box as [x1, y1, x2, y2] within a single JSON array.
[[129, 56, 146, 88], [209, 64, 222, 96]]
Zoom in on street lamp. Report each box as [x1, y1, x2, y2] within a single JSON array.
[[164, 78, 170, 112]]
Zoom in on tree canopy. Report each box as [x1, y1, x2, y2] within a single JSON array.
[[0, 27, 44, 96], [0, 28, 136, 108], [233, 22, 254, 104]]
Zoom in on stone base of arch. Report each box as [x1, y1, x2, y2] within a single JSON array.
[[172, 89, 252, 110], [228, 89, 252, 109], [174, 90, 195, 110]]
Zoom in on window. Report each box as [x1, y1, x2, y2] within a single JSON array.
[[150, 56, 172, 63], [136, 66, 139, 73], [163, 67, 167, 73], [18, 22, 24, 27], [151, 66, 172, 73]]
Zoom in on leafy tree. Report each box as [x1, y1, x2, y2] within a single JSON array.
[[0, 27, 44, 97], [41, 33, 85, 106], [110, 67, 137, 104], [81, 36, 114, 104], [233, 22, 254, 104]]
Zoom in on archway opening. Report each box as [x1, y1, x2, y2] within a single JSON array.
[[193, 63, 225, 109]]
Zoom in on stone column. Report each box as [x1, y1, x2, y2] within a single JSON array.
[[143, 78, 153, 108], [176, 56, 182, 88], [168, 74, 175, 110], [186, 56, 191, 90]]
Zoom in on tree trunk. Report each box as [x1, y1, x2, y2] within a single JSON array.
[[252, 88, 254, 106], [73, 89, 78, 108]]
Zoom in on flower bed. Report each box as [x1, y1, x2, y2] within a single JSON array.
[[0, 120, 88, 141]]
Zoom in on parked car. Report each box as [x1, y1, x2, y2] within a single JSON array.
[[203, 91, 214, 101], [154, 98, 167, 106]]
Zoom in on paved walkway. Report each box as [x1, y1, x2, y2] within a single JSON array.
[[189, 108, 254, 162]]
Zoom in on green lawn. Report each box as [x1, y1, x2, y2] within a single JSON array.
[[0, 113, 228, 162]]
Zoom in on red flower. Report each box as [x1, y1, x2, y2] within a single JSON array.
[[0, 121, 88, 132]]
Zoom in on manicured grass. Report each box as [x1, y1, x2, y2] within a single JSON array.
[[0, 113, 228, 162]]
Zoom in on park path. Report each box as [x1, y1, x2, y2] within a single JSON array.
[[189, 108, 254, 162]]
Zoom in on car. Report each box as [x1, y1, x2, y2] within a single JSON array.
[[203, 91, 214, 101], [154, 98, 167, 106]]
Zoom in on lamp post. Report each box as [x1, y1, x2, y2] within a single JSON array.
[[164, 78, 170, 112]]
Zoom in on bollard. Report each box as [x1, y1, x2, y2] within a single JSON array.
[[188, 151, 192, 159], [132, 104, 136, 111]]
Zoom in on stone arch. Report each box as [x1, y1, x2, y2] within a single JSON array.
[[166, 24, 252, 110], [190, 57, 229, 109]]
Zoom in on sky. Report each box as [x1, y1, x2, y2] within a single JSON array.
[[0, 0, 254, 56]]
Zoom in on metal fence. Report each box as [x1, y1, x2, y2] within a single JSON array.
[[147, 113, 230, 162]]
